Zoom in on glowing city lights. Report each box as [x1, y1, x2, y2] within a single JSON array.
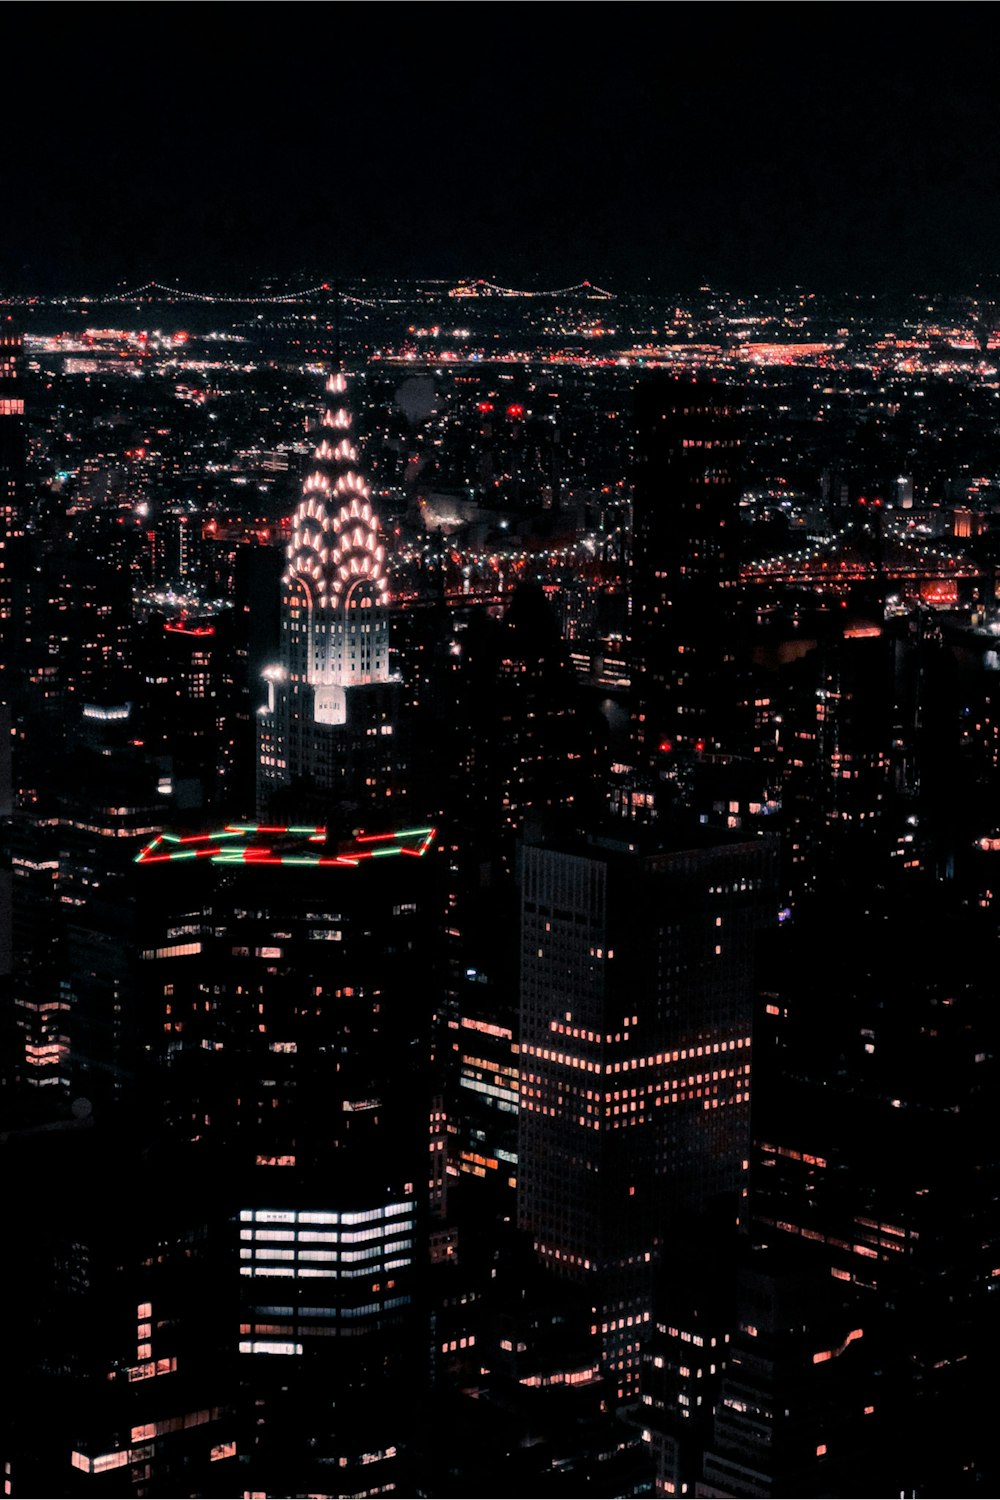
[[135, 825, 436, 868]]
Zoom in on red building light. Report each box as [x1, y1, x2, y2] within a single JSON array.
[[164, 621, 215, 638]]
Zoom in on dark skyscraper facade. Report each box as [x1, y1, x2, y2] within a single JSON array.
[[517, 822, 776, 1401], [631, 377, 742, 759], [0, 323, 26, 689]]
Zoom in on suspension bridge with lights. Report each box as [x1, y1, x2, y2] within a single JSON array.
[[742, 525, 986, 597], [90, 277, 616, 308]]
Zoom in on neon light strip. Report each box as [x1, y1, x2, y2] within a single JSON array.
[[178, 830, 244, 844], [223, 825, 328, 837], [355, 826, 433, 843], [164, 622, 215, 637], [136, 826, 436, 868]]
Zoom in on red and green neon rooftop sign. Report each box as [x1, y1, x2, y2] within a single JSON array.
[[135, 824, 436, 868]]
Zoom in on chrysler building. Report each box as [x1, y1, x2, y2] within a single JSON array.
[[256, 372, 400, 817]]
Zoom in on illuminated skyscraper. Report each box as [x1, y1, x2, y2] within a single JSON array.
[[132, 821, 437, 1495], [517, 822, 776, 1402], [0, 819, 440, 1498], [256, 371, 399, 818]]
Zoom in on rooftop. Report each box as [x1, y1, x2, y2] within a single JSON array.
[[135, 823, 435, 869]]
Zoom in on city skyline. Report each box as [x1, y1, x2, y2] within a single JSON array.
[[3, 264, 1000, 1497], [3, 8, 1000, 1495]]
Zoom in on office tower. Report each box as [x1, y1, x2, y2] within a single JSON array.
[[6, 739, 162, 1108], [0, 323, 25, 508], [517, 821, 776, 1402], [55, 744, 164, 1116], [765, 610, 959, 915], [138, 612, 240, 815], [639, 1217, 739, 1498], [779, 632, 896, 908], [630, 376, 742, 760], [232, 544, 282, 810], [442, 586, 606, 1208], [1, 820, 440, 1498], [698, 1257, 880, 1499], [0, 322, 27, 690], [8, 813, 64, 1095], [132, 820, 438, 1495], [0, 1117, 240, 1500], [256, 372, 401, 820], [750, 886, 1000, 1496], [9, 522, 135, 749], [416, 1235, 648, 1497]]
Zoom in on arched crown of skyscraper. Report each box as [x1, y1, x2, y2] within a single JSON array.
[[284, 371, 389, 613]]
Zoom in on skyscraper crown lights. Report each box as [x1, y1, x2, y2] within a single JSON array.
[[283, 372, 388, 615]]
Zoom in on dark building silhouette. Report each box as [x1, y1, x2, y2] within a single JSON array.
[[0, 322, 27, 700], [748, 887, 1000, 1497], [698, 1256, 879, 1499], [440, 585, 606, 1210], [630, 377, 742, 762], [137, 613, 239, 815]]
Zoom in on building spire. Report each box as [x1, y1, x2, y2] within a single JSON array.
[[257, 371, 399, 819], [283, 371, 388, 613]]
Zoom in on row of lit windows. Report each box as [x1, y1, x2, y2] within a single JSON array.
[[240, 1202, 413, 1227], [521, 1038, 751, 1073], [522, 1066, 750, 1101], [240, 1260, 411, 1281], [243, 1240, 412, 1263]]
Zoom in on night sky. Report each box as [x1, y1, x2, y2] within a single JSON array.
[[5, 5, 998, 293]]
